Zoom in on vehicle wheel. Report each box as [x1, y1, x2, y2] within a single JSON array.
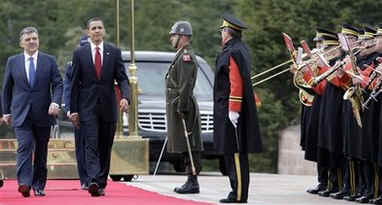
[[219, 157, 228, 176], [110, 175, 123, 181], [0, 180, 3, 188], [173, 160, 186, 172], [122, 175, 134, 182]]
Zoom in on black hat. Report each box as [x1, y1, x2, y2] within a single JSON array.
[[341, 24, 359, 37], [363, 26, 377, 39], [220, 14, 247, 31], [375, 24, 382, 36], [322, 34, 339, 46], [314, 28, 337, 42]]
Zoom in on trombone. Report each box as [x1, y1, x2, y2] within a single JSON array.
[[252, 59, 293, 87]]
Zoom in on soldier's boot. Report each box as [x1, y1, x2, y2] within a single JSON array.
[[174, 175, 200, 194]]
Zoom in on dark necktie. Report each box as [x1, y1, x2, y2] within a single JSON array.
[[95, 47, 102, 79], [29, 57, 36, 87]]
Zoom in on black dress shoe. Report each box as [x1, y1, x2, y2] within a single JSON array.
[[343, 193, 362, 201], [219, 198, 247, 203], [33, 189, 46, 197], [306, 184, 326, 194], [18, 184, 31, 197], [355, 195, 371, 203], [373, 196, 382, 205], [318, 189, 337, 197], [98, 188, 105, 196], [330, 190, 350, 199], [81, 184, 88, 190], [88, 182, 100, 197]]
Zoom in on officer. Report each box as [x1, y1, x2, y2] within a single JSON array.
[[166, 20, 203, 194], [214, 14, 262, 203]]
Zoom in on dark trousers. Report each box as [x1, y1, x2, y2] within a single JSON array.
[[82, 115, 116, 189], [317, 163, 328, 187], [224, 153, 249, 202], [360, 160, 374, 197], [74, 128, 88, 186], [14, 119, 50, 191], [184, 151, 201, 175]]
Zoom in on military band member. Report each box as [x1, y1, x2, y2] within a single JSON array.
[[166, 21, 203, 194], [315, 30, 345, 198], [214, 14, 262, 204], [305, 28, 329, 195], [352, 26, 380, 203]]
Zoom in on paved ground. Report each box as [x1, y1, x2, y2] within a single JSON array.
[[125, 172, 354, 205]]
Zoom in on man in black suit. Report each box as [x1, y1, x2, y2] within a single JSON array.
[[63, 35, 90, 190], [70, 17, 130, 197], [2, 26, 63, 197]]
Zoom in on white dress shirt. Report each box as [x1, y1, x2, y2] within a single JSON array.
[[90, 41, 104, 66], [24, 51, 38, 82]]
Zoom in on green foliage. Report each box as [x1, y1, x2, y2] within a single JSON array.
[[1, 0, 382, 173]]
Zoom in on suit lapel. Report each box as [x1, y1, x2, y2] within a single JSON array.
[[84, 45, 98, 79], [34, 52, 45, 88], [17, 54, 29, 88], [101, 43, 111, 80]]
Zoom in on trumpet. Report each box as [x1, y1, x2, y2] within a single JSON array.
[[297, 45, 343, 70], [252, 59, 293, 87]]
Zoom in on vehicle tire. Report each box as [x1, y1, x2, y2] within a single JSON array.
[[0, 180, 3, 188], [110, 175, 123, 181], [173, 160, 186, 172], [122, 175, 134, 182], [219, 157, 228, 176]]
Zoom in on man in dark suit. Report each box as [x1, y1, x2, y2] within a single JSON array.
[[70, 17, 130, 197], [63, 35, 90, 190], [2, 26, 63, 197]]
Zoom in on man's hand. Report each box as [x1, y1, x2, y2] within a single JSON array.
[[120, 98, 129, 113], [3, 115, 11, 126], [48, 103, 60, 117], [70, 113, 80, 128], [228, 111, 240, 128]]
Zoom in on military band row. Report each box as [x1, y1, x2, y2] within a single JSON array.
[[289, 23, 382, 204]]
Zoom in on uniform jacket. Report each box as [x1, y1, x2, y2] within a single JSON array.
[[165, 45, 202, 153], [214, 38, 262, 154], [70, 42, 130, 122], [2, 52, 63, 127]]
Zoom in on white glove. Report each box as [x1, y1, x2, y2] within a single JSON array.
[[228, 111, 240, 128]]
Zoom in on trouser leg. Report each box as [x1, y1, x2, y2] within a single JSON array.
[[224, 153, 249, 202], [14, 122, 35, 187], [74, 128, 88, 186], [97, 121, 116, 189], [31, 126, 50, 190]]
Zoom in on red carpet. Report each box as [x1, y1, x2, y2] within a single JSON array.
[[0, 180, 214, 205]]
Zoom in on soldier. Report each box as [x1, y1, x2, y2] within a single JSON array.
[[166, 21, 203, 194], [305, 28, 329, 195], [215, 14, 262, 204]]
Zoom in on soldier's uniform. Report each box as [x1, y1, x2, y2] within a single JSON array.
[[214, 14, 262, 204], [316, 31, 346, 198], [305, 28, 329, 195], [166, 21, 203, 194]]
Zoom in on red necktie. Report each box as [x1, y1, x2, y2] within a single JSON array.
[[95, 47, 102, 79]]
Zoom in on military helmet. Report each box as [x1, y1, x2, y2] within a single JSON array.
[[169, 21, 192, 36]]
